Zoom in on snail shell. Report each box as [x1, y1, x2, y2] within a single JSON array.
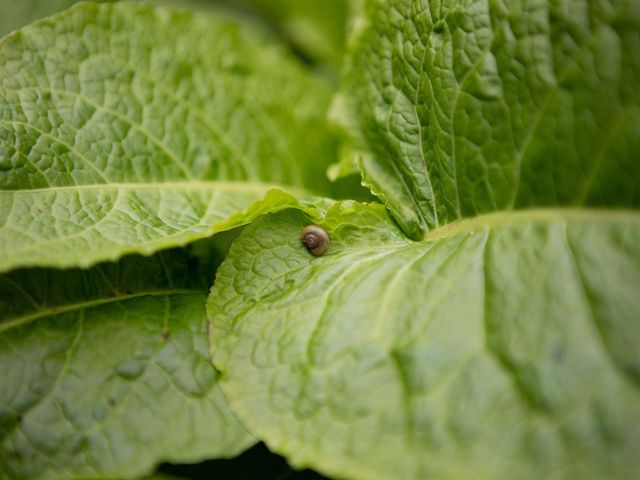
[[301, 225, 329, 256]]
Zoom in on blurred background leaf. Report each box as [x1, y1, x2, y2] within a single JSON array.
[[212, 0, 351, 67]]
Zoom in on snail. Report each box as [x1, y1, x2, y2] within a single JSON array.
[[301, 225, 329, 256]]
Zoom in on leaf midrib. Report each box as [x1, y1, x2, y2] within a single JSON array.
[[0, 288, 204, 334], [423, 208, 640, 242], [0, 181, 309, 196]]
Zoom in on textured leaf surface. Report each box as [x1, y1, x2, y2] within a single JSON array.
[[210, 204, 640, 480], [0, 248, 253, 480], [0, 2, 338, 272], [335, 0, 640, 238]]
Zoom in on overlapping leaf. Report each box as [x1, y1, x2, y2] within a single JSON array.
[[334, 0, 640, 238], [0, 2, 338, 272], [213, 0, 352, 66], [0, 247, 253, 479]]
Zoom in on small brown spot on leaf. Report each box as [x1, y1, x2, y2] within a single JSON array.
[[162, 331, 170, 341], [108, 398, 116, 408]]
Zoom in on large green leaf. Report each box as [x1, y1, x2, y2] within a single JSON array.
[[210, 203, 640, 480], [0, 2, 338, 272], [334, 0, 640, 239], [0, 248, 253, 479]]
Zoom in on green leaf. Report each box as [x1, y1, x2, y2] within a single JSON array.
[[0, 248, 254, 479], [209, 203, 640, 480], [335, 0, 640, 239], [0, 2, 338, 272]]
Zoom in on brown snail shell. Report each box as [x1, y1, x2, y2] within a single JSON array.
[[301, 225, 329, 256]]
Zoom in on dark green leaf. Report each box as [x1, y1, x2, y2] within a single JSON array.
[[335, 0, 640, 238], [0, 248, 253, 479], [0, 2, 338, 272]]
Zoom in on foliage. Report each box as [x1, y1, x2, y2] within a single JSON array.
[[0, 0, 638, 479]]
